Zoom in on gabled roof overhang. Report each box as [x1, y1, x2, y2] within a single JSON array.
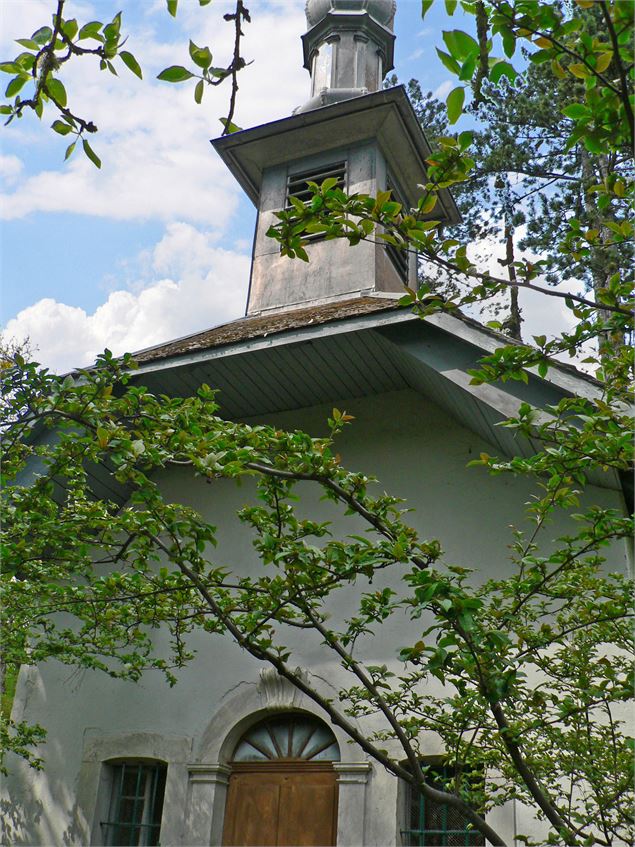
[[131, 300, 621, 495]]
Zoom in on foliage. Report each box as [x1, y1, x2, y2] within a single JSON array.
[[390, 55, 632, 340], [0, 0, 248, 167], [1, 340, 633, 845]]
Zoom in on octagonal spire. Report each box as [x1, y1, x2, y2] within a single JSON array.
[[296, 0, 396, 113]]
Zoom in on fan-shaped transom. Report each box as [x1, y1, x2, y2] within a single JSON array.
[[232, 715, 340, 762]]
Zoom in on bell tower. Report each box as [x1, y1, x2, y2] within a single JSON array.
[[212, 0, 460, 317]]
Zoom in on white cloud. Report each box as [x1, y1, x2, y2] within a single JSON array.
[[0, 154, 23, 187], [4, 223, 250, 372], [432, 80, 453, 99], [0, 1, 308, 225], [405, 47, 425, 62]]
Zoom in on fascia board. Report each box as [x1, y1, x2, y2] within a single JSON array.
[[423, 311, 604, 403], [132, 308, 420, 376]]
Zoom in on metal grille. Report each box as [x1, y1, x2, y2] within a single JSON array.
[[286, 162, 346, 242], [402, 764, 485, 847], [385, 175, 409, 281], [101, 762, 166, 847]]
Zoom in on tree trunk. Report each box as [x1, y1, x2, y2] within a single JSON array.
[[504, 218, 523, 341]]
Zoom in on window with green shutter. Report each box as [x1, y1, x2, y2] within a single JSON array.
[[402, 763, 485, 847], [100, 761, 166, 847]]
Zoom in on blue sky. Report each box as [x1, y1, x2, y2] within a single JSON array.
[[2, 1, 575, 372], [1, 0, 469, 371]]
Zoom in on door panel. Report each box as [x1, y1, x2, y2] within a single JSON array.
[[223, 766, 337, 846], [223, 775, 280, 846], [277, 777, 337, 846]]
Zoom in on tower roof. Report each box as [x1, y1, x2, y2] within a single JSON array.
[[305, 0, 396, 29]]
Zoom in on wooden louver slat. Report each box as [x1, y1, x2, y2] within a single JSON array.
[[286, 162, 347, 241]]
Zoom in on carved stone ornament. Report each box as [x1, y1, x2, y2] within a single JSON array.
[[257, 667, 308, 709]]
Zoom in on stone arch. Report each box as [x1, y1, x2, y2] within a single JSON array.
[[194, 667, 364, 765], [184, 670, 373, 846]]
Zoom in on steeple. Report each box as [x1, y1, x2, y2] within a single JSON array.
[[212, 1, 460, 317], [296, 0, 396, 113]]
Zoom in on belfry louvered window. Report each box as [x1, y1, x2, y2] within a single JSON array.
[[402, 763, 485, 846], [101, 761, 166, 846], [232, 714, 340, 762], [385, 175, 410, 281], [286, 161, 346, 241]]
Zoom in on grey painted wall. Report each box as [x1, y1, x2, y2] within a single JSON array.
[[1, 389, 626, 846]]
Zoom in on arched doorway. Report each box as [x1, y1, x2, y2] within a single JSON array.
[[222, 713, 340, 846]]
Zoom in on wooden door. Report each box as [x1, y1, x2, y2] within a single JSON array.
[[222, 763, 338, 846]]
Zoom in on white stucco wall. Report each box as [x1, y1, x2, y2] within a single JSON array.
[[1, 388, 627, 846]]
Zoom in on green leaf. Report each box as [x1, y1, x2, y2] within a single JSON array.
[[489, 61, 517, 84], [421, 0, 433, 20], [15, 39, 40, 51], [194, 79, 204, 104], [0, 62, 20, 74], [51, 119, 72, 135], [582, 133, 604, 154], [120, 51, 142, 79], [446, 86, 465, 124], [436, 48, 460, 75], [65, 140, 76, 160], [445, 0, 458, 12], [419, 194, 437, 214], [562, 103, 589, 120], [189, 40, 213, 70], [78, 21, 104, 41], [17, 52, 36, 71], [31, 26, 53, 45], [46, 78, 67, 107], [594, 51, 613, 73], [443, 29, 478, 61], [501, 27, 515, 59], [62, 18, 78, 41], [167, 0, 178, 16], [529, 49, 552, 65], [219, 117, 242, 133], [157, 65, 194, 82], [5, 75, 28, 98], [321, 176, 340, 192], [458, 130, 472, 150], [199, 0, 213, 5], [82, 138, 101, 169], [569, 63, 590, 79], [458, 54, 476, 82]]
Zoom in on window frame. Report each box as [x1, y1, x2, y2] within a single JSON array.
[[100, 759, 167, 847], [384, 173, 410, 282], [401, 761, 485, 847]]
